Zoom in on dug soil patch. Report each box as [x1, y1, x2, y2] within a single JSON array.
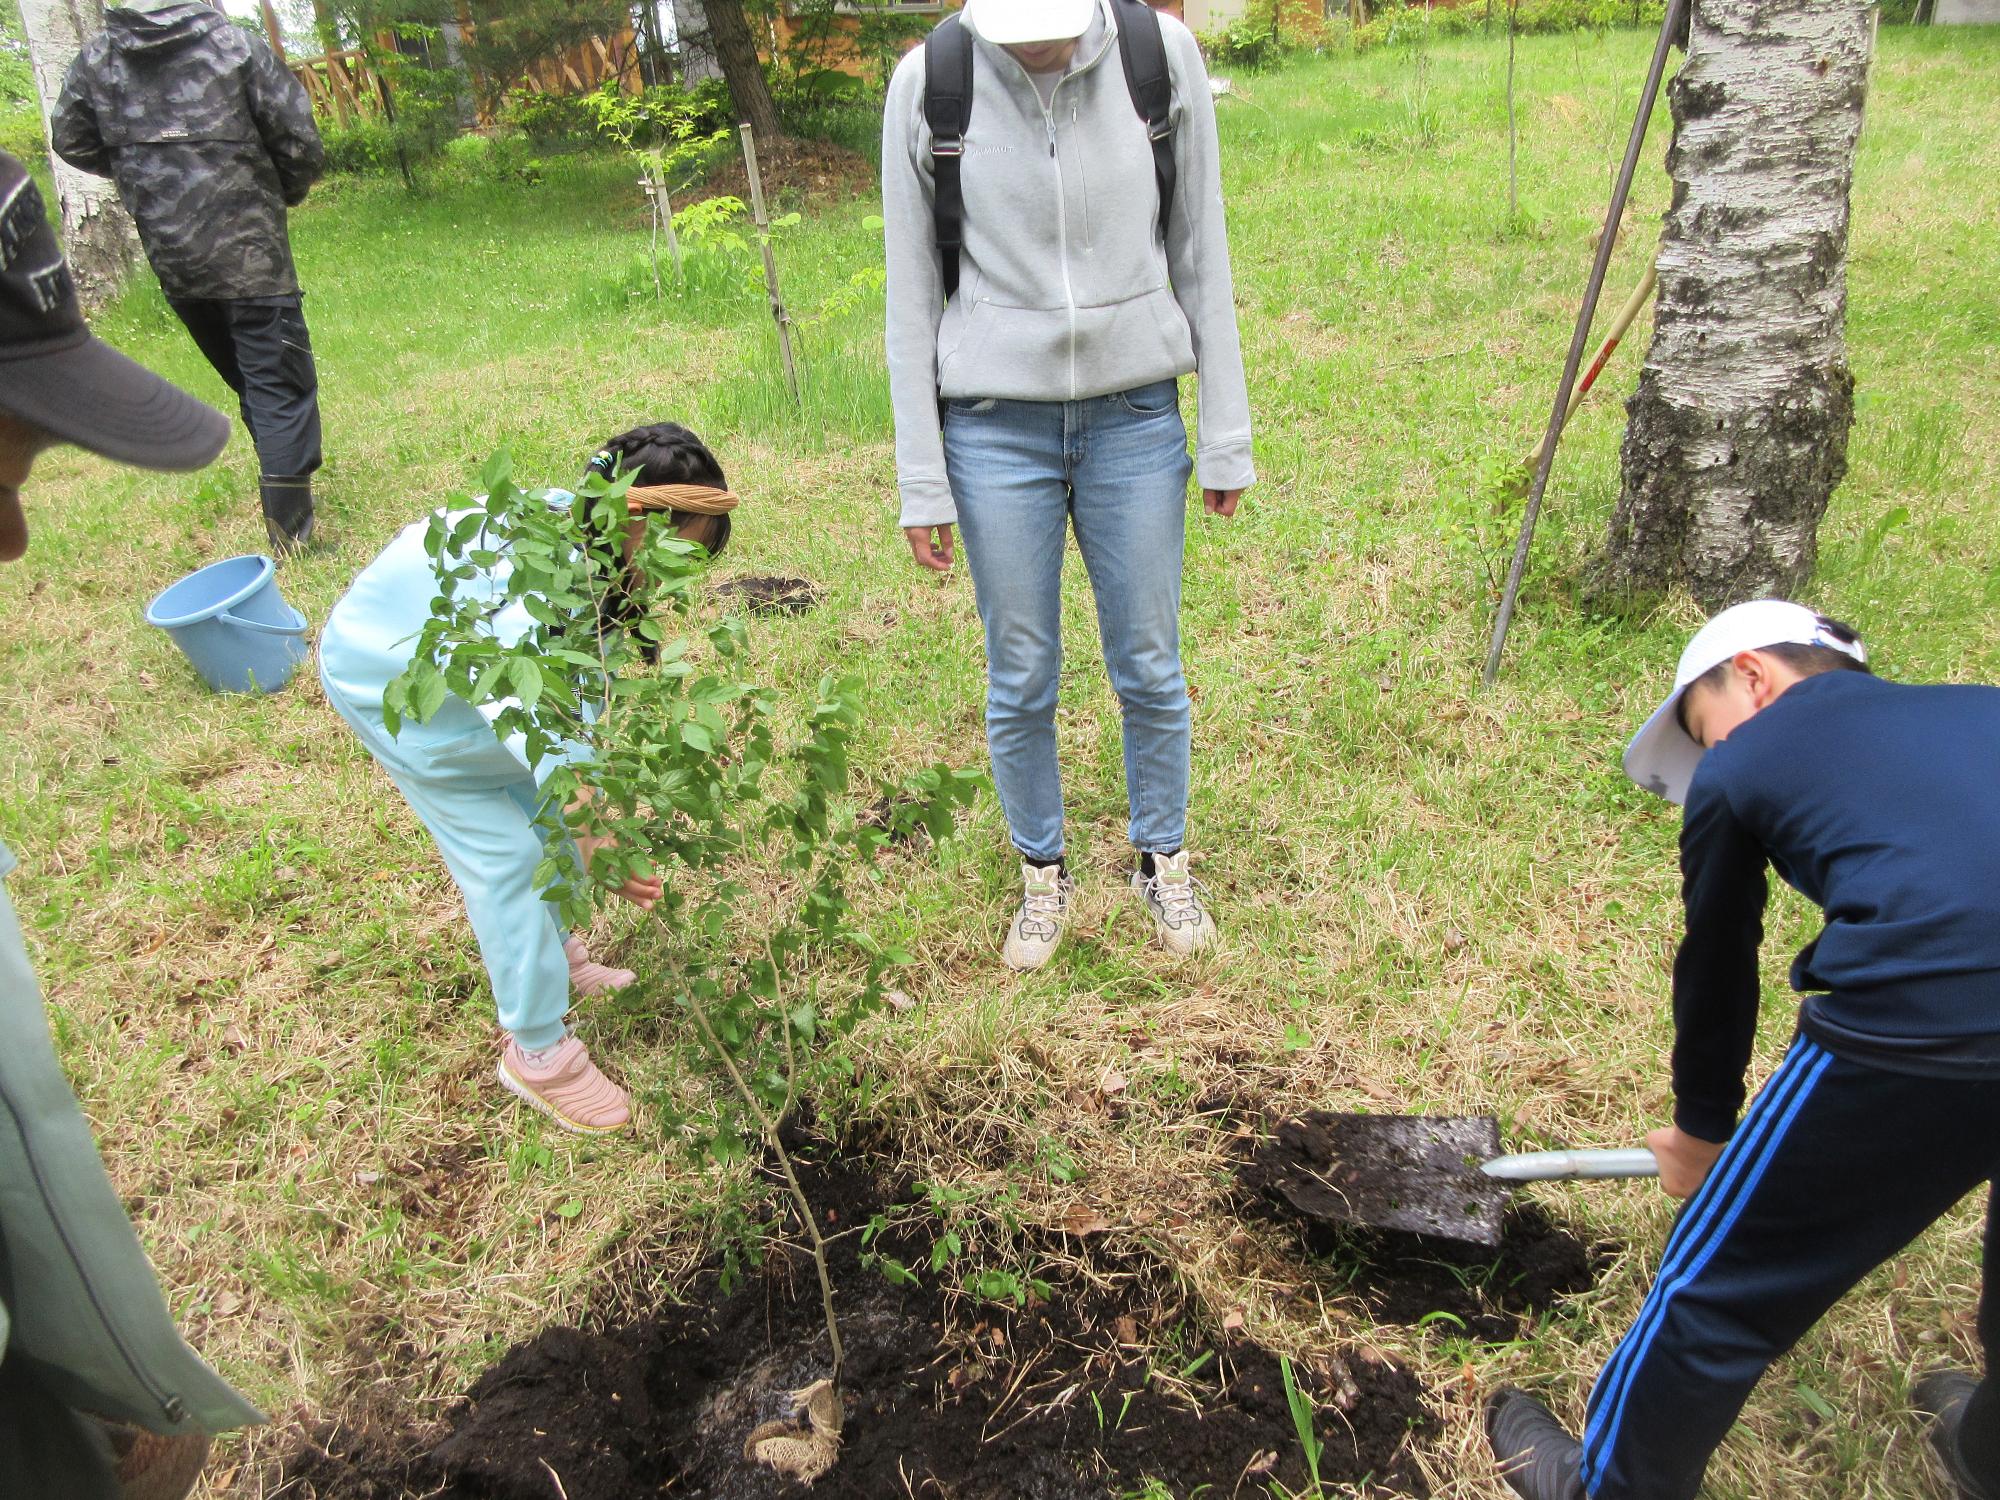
[[714, 574, 823, 616], [695, 138, 877, 210], [280, 1137, 1434, 1499], [1237, 1114, 1609, 1343]]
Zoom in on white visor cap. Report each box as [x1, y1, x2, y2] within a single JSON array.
[[965, 0, 1098, 44], [1623, 599, 1866, 805]]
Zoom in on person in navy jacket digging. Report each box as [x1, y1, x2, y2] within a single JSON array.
[[1487, 599, 2000, 1500]]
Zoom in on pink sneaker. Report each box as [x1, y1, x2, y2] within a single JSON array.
[[498, 1037, 633, 1134], [565, 935, 636, 997]]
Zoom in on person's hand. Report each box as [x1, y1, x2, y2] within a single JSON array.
[[1203, 487, 1244, 518], [1647, 1124, 1726, 1200], [575, 832, 662, 911], [906, 523, 955, 571]]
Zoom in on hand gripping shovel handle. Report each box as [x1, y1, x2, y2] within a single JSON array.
[[1480, 1147, 1659, 1183]]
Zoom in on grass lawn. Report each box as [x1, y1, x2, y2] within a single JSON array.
[[3, 20, 1997, 1498]]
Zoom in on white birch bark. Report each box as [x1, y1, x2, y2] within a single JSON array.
[[19, 0, 138, 307], [1594, 0, 1873, 610]]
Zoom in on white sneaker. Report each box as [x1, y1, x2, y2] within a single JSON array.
[[1131, 850, 1216, 957], [1002, 860, 1073, 972]]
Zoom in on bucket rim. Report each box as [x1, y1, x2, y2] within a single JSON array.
[[144, 554, 278, 630]]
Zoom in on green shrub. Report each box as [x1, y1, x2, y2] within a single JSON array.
[[1352, 0, 1669, 50], [0, 104, 43, 169], [499, 87, 598, 148], [320, 119, 400, 176], [1202, 0, 1292, 70]]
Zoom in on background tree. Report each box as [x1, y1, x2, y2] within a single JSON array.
[[1590, 0, 1875, 610], [18, 0, 137, 305], [698, 0, 781, 143]]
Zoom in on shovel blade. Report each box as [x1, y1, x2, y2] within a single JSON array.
[[1248, 1112, 1512, 1246]]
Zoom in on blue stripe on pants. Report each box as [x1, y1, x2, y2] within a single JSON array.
[[1582, 1038, 1832, 1491], [1577, 1039, 2000, 1499]]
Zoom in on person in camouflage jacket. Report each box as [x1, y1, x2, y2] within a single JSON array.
[[53, 0, 327, 552]]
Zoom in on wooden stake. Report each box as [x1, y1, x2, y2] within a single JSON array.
[[739, 123, 800, 405], [1520, 262, 1658, 472]]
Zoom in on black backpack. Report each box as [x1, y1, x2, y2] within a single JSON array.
[[923, 0, 1175, 302]]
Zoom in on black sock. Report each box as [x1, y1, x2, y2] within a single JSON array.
[[1021, 852, 1065, 876], [1138, 848, 1181, 879]]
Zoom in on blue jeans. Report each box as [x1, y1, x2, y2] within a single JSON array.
[[943, 379, 1194, 865]]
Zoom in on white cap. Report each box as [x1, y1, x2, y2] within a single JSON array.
[[965, 0, 1097, 44], [1623, 599, 1867, 805]]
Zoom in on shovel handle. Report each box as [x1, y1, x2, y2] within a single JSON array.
[[1480, 1147, 1659, 1183]]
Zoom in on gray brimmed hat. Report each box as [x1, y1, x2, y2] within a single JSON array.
[[0, 151, 226, 470]]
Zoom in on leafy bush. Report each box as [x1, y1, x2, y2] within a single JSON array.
[[318, 55, 467, 180], [1351, 0, 1670, 50], [320, 119, 401, 176], [505, 79, 731, 152], [498, 87, 598, 148], [1200, 0, 1334, 70], [759, 0, 933, 102]]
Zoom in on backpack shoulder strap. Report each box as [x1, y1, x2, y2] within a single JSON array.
[[1112, 0, 1175, 240], [923, 13, 974, 303]]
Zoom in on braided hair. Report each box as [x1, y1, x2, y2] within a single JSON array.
[[582, 421, 730, 657], [584, 421, 733, 560]]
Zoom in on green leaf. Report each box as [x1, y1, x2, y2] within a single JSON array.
[[1796, 1384, 1838, 1422], [554, 1199, 583, 1220], [510, 657, 545, 710]]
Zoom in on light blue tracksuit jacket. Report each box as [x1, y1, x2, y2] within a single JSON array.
[[318, 500, 584, 1052]]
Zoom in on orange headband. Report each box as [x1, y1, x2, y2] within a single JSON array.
[[625, 482, 740, 517]]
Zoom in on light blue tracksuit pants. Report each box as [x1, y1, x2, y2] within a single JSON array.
[[322, 674, 572, 1052]]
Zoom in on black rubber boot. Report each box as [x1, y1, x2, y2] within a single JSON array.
[[1486, 1388, 1588, 1500], [260, 473, 314, 554], [1914, 1369, 2000, 1500]]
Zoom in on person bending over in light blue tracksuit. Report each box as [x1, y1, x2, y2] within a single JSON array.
[[319, 422, 736, 1135]]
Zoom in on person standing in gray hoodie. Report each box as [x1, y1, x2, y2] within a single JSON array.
[[53, 0, 326, 554], [883, 0, 1254, 972]]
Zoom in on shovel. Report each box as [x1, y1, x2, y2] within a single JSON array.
[[1246, 1112, 1657, 1248]]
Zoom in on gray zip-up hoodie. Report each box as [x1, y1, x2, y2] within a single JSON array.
[[883, 0, 1255, 530]]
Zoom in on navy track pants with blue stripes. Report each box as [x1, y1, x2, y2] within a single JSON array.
[[1580, 1036, 2000, 1499]]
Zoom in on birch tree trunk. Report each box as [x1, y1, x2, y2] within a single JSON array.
[[19, 0, 138, 308], [1590, 0, 1873, 610]]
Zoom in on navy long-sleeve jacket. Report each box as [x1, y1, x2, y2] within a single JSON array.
[[1671, 670, 2000, 1141]]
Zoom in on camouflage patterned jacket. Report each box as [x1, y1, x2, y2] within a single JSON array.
[[51, 3, 324, 300]]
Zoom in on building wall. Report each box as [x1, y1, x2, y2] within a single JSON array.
[[1935, 0, 2000, 21], [1183, 0, 1249, 31]]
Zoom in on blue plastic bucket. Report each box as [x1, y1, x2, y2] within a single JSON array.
[[144, 554, 311, 694]]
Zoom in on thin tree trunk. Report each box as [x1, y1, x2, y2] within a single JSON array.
[[700, 0, 782, 145], [1505, 0, 1518, 218], [19, 0, 138, 308], [1590, 0, 1873, 611]]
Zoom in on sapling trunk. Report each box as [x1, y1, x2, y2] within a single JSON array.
[[668, 924, 845, 1388], [1506, 0, 1519, 219]]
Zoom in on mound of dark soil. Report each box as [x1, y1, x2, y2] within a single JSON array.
[[714, 574, 823, 616], [696, 137, 877, 210], [279, 1141, 1434, 1499]]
